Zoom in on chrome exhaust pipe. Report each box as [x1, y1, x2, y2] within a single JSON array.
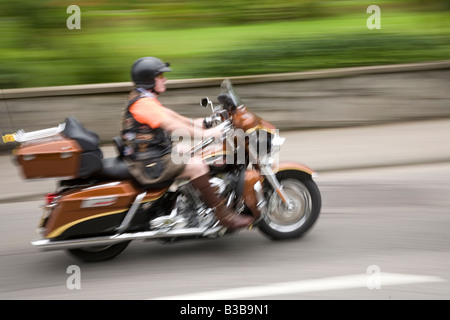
[[31, 226, 224, 251]]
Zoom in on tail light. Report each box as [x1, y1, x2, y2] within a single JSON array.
[[45, 193, 60, 206], [39, 193, 60, 235]]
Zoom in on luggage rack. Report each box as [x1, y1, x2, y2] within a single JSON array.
[[5, 123, 66, 143]]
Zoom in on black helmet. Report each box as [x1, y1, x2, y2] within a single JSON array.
[[131, 57, 172, 90]]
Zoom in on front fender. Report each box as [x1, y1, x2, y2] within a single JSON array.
[[274, 162, 317, 178]]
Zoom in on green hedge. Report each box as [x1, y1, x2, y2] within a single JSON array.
[[1, 1, 449, 88]]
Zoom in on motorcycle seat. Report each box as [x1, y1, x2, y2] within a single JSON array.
[[94, 157, 174, 189], [93, 157, 133, 181]]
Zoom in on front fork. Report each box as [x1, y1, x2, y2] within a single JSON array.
[[222, 129, 293, 212], [260, 164, 292, 208], [244, 136, 291, 211], [247, 150, 291, 210]]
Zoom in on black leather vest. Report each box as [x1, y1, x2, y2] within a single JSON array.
[[121, 92, 172, 161]]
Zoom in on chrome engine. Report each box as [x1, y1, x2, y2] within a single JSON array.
[[149, 175, 230, 231]]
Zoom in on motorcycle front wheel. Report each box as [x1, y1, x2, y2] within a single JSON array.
[[258, 171, 321, 240]]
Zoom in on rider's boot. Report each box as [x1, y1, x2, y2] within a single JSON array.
[[191, 173, 253, 229]]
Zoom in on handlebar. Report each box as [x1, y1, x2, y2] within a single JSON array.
[[190, 119, 232, 156], [203, 109, 230, 129]]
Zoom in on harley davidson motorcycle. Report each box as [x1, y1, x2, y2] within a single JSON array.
[[2, 80, 321, 262]]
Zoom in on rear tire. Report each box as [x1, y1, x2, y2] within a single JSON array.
[[258, 171, 321, 240], [66, 241, 131, 262]]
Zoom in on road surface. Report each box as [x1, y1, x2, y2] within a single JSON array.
[[0, 120, 449, 301], [0, 163, 449, 300]]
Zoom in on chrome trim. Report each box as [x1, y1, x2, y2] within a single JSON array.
[[253, 181, 266, 211], [31, 226, 224, 251], [116, 192, 146, 233], [226, 190, 235, 207], [12, 123, 66, 143], [150, 208, 187, 230], [82, 181, 122, 191], [60, 152, 74, 159], [190, 137, 214, 155], [22, 154, 36, 161], [80, 195, 119, 208], [260, 164, 291, 206]]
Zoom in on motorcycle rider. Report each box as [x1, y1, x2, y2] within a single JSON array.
[[121, 57, 253, 229]]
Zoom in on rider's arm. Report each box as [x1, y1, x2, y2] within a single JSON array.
[[160, 113, 220, 139], [162, 107, 204, 130], [130, 97, 219, 139]]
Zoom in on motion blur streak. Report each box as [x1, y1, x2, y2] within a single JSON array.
[[1, 1, 449, 88]]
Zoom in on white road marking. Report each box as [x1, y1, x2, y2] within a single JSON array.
[[151, 273, 445, 300]]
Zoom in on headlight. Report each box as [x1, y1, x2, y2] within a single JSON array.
[[270, 135, 285, 154]]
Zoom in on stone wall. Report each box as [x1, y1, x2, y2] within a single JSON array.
[[1, 61, 449, 150]]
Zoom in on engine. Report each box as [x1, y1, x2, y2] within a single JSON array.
[[149, 171, 241, 231], [178, 173, 239, 227]]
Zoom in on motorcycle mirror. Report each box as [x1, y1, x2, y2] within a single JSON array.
[[200, 97, 214, 112], [200, 97, 210, 108]]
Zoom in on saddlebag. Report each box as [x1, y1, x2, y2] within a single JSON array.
[[43, 181, 138, 239]]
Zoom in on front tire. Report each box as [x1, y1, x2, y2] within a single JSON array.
[[258, 171, 321, 240], [66, 241, 131, 262]]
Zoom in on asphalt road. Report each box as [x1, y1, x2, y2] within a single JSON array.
[[1, 162, 449, 300]]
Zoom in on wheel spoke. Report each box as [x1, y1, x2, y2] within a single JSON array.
[[265, 179, 312, 233]]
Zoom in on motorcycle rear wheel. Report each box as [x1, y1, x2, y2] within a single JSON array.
[[66, 241, 131, 262], [258, 172, 321, 240]]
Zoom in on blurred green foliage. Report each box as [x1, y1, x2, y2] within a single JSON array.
[[0, 0, 449, 88]]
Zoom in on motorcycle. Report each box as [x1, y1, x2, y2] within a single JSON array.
[[2, 79, 321, 262]]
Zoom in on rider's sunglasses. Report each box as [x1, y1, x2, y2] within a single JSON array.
[[156, 73, 166, 79]]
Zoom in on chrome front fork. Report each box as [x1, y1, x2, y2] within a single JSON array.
[[246, 138, 291, 209], [260, 164, 292, 208]]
